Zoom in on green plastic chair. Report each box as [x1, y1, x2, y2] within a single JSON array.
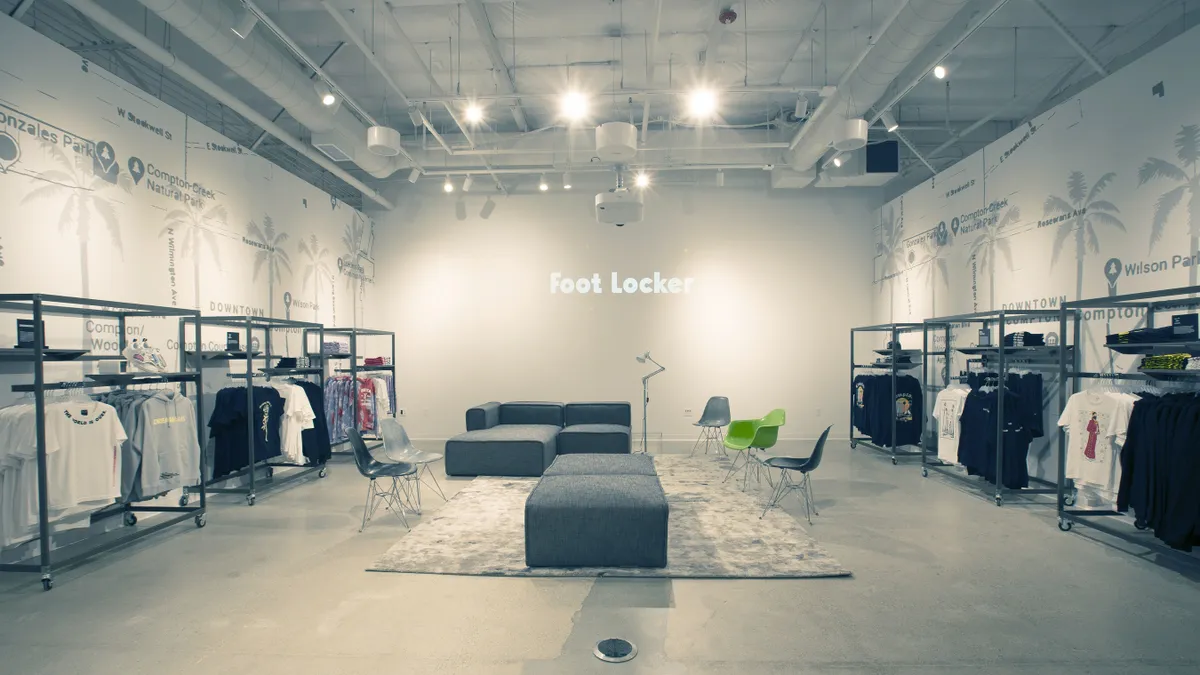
[[723, 409, 786, 490]]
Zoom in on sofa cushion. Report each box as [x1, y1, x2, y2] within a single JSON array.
[[499, 401, 564, 427], [565, 402, 632, 427], [557, 424, 632, 455], [465, 401, 500, 431], [525, 474, 669, 568], [544, 453, 655, 477], [444, 424, 559, 477]]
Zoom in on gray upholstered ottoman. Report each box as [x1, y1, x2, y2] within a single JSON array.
[[525, 474, 668, 568], [557, 402, 632, 455], [543, 453, 657, 477]]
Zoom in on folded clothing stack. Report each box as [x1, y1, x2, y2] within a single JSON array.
[[1189, 357, 1200, 371], [1003, 332, 1045, 347], [1140, 353, 1191, 371], [1107, 316, 1198, 345], [364, 356, 389, 366], [323, 341, 349, 354]]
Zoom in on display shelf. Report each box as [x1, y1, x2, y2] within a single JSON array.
[[310, 352, 351, 359], [1136, 368, 1200, 378], [185, 350, 263, 360], [0, 347, 89, 361], [873, 348, 924, 357], [956, 345, 1068, 356], [335, 365, 394, 373], [260, 367, 323, 376], [1105, 341, 1200, 355]]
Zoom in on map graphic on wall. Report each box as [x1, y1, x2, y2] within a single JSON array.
[[0, 15, 374, 332]]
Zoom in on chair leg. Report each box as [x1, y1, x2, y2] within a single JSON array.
[[805, 473, 819, 517], [690, 428, 706, 457], [722, 450, 746, 483], [421, 464, 447, 501], [383, 477, 412, 528], [359, 478, 376, 532]]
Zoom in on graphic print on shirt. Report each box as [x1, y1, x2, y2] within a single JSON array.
[[855, 383, 865, 408], [259, 401, 271, 441], [1084, 412, 1099, 460], [896, 395, 913, 422], [939, 400, 958, 439], [64, 408, 108, 425]]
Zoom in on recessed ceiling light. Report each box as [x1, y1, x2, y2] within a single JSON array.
[[687, 88, 718, 118], [443, 176, 455, 193], [933, 64, 947, 79], [465, 104, 483, 124], [539, 174, 549, 191], [635, 172, 650, 188], [561, 91, 588, 121]]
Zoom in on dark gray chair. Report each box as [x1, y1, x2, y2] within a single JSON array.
[[350, 429, 417, 532], [691, 396, 731, 456], [760, 425, 831, 523]]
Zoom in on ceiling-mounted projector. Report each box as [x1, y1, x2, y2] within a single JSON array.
[[596, 187, 643, 227]]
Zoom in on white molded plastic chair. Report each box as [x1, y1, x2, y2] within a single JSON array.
[[378, 417, 447, 513]]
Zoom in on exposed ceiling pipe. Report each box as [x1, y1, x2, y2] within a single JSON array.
[[1026, 0, 1108, 76], [464, 0, 531, 131], [409, 85, 817, 105], [641, 0, 663, 142], [866, 0, 1012, 127], [132, 0, 407, 178], [788, 0, 914, 153], [382, 1, 445, 95], [418, 162, 772, 177], [59, 0, 395, 209]]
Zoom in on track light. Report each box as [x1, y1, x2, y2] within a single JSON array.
[[562, 172, 572, 190], [408, 107, 424, 128], [716, 169, 724, 187], [687, 88, 718, 119], [465, 104, 483, 124], [462, 175, 475, 192], [443, 176, 455, 193], [231, 10, 258, 39], [407, 168, 421, 184], [832, 155, 843, 168], [314, 82, 337, 107], [635, 172, 650, 188], [538, 174, 549, 191], [794, 96, 809, 119], [561, 91, 588, 121], [933, 64, 947, 79], [480, 197, 496, 219], [880, 110, 899, 133]]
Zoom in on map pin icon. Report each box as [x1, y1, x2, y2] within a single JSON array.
[[0, 132, 20, 173], [128, 156, 145, 185], [1104, 257, 1122, 296], [283, 291, 292, 319]]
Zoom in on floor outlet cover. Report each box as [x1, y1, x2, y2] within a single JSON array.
[[594, 638, 637, 663]]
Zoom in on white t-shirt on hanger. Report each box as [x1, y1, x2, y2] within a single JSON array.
[[932, 387, 970, 465], [270, 383, 315, 465], [1057, 390, 1133, 498]]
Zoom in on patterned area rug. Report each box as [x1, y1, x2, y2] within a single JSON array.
[[370, 455, 850, 578]]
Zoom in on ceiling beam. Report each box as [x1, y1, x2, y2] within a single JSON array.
[[10, 0, 38, 19], [640, 0, 663, 142], [251, 42, 345, 151], [1026, 0, 1107, 76], [463, 0, 530, 131], [773, 3, 827, 85]]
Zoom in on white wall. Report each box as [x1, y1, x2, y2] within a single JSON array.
[[372, 175, 877, 443]]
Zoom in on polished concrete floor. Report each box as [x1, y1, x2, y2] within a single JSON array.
[[1, 441, 1198, 674]]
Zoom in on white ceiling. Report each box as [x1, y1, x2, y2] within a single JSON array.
[[8, 0, 1200, 205]]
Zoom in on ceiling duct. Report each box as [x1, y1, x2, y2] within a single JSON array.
[[132, 0, 407, 179], [788, 0, 974, 172], [596, 122, 639, 163]]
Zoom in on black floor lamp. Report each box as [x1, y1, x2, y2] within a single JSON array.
[[636, 351, 665, 453]]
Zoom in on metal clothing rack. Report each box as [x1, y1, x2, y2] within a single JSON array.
[[0, 294, 205, 591], [850, 323, 926, 464], [316, 327, 396, 454], [183, 315, 327, 506], [1055, 285, 1200, 563], [920, 309, 1067, 506]]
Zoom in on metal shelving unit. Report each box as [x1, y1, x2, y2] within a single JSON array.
[[850, 323, 926, 464], [317, 327, 396, 454], [0, 294, 205, 591], [183, 315, 327, 506], [1055, 285, 1200, 564], [920, 309, 1067, 506]]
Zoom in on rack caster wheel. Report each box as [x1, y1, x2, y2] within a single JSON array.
[[179, 494, 189, 507], [123, 512, 138, 527], [1063, 492, 1076, 507], [265, 467, 274, 478], [994, 495, 1004, 507], [1058, 518, 1073, 532], [921, 467, 929, 478], [891, 457, 898, 465], [42, 578, 53, 591], [850, 441, 858, 449], [246, 494, 256, 506], [318, 467, 328, 478], [194, 514, 206, 528]]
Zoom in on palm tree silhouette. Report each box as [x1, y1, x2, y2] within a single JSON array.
[[161, 202, 226, 311], [877, 206, 911, 316], [914, 228, 950, 316], [246, 215, 292, 318], [21, 141, 132, 298], [297, 234, 332, 321], [1045, 171, 1125, 300], [341, 217, 365, 326], [967, 206, 1020, 310], [1140, 124, 1200, 285]]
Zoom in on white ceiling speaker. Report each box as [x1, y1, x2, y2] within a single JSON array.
[[596, 122, 638, 163], [367, 126, 403, 157], [833, 118, 869, 152]]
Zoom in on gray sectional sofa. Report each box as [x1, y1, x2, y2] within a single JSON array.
[[444, 401, 632, 477]]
